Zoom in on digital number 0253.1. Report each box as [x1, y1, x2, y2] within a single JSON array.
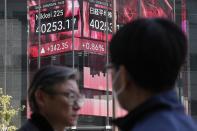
[[35, 17, 78, 34]]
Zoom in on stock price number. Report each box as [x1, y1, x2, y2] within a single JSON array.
[[35, 16, 78, 34], [83, 42, 105, 53], [89, 19, 113, 33], [89, 19, 121, 33], [46, 42, 69, 53]]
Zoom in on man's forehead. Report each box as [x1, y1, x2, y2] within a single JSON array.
[[55, 80, 79, 91]]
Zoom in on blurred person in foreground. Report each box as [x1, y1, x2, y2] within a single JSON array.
[[18, 65, 84, 131], [107, 18, 197, 131]]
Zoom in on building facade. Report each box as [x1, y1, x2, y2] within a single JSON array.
[[0, 0, 195, 130]]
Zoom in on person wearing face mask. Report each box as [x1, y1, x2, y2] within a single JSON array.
[[18, 65, 84, 131], [108, 18, 197, 131]]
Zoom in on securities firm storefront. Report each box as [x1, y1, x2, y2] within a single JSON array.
[[0, 0, 191, 130]]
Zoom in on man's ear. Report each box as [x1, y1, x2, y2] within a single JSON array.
[[34, 89, 46, 108], [119, 65, 132, 90]]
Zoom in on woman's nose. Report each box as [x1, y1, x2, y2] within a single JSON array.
[[72, 101, 81, 111]]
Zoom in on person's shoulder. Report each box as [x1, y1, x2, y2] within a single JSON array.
[[132, 110, 197, 131], [17, 120, 39, 131]]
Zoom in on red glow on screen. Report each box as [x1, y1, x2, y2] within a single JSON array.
[[29, 38, 106, 57], [83, 67, 112, 91], [79, 98, 126, 117], [181, 0, 187, 33], [27, 0, 174, 118], [117, 0, 174, 24]]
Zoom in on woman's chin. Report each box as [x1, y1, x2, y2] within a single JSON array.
[[67, 117, 78, 126]]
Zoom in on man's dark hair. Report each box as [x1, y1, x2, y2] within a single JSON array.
[[109, 18, 187, 92], [28, 65, 78, 112]]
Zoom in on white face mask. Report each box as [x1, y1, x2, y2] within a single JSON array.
[[112, 69, 125, 99]]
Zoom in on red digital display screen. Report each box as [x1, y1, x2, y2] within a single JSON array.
[[181, 0, 187, 33], [79, 98, 127, 117], [28, 0, 174, 117], [83, 67, 112, 91], [28, 0, 174, 57], [28, 0, 114, 57], [29, 38, 106, 57], [117, 0, 174, 23]]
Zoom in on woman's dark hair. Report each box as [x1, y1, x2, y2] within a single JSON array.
[[28, 65, 78, 112], [109, 18, 187, 92]]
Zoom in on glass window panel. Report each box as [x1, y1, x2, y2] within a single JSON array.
[[0, 0, 27, 127], [0, 0, 188, 129]]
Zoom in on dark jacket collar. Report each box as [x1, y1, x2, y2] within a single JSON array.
[[112, 90, 184, 131], [30, 113, 54, 131]]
